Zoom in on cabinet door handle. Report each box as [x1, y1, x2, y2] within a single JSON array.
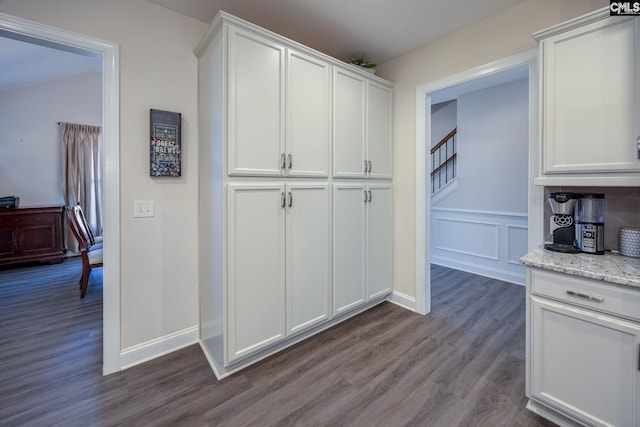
[[364, 160, 368, 173], [281, 153, 286, 170], [368, 190, 372, 203], [637, 137, 640, 160], [364, 190, 368, 203], [368, 160, 372, 173], [281, 192, 286, 208], [287, 154, 292, 170], [288, 191, 292, 207], [566, 290, 604, 303]]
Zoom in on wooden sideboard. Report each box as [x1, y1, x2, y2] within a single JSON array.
[[0, 206, 65, 266]]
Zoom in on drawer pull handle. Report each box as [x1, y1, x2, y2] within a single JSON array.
[[566, 290, 604, 303]]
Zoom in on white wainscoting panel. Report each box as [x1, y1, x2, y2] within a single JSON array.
[[434, 217, 499, 260], [507, 225, 529, 265], [431, 207, 527, 285]]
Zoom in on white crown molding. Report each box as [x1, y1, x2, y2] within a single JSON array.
[[532, 6, 612, 41]]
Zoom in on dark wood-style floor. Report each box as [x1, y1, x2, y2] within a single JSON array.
[[0, 259, 556, 427]]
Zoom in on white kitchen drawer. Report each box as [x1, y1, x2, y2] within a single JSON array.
[[530, 268, 640, 322]]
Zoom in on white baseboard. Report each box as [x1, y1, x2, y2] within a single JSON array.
[[120, 325, 199, 370], [387, 290, 417, 312], [526, 398, 582, 426], [431, 255, 525, 286], [199, 340, 224, 379]]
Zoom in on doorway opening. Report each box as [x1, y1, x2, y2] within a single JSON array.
[[414, 50, 543, 315], [0, 12, 121, 374]]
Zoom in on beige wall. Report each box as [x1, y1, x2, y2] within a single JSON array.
[[0, 72, 102, 207], [376, 0, 608, 297], [0, 0, 209, 349]]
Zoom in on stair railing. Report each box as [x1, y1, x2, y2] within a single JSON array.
[[430, 128, 457, 194]]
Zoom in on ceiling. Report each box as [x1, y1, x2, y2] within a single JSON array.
[[0, 0, 526, 92], [0, 33, 101, 92], [147, 0, 526, 65]]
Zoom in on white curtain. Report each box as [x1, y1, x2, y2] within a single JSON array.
[[61, 123, 102, 253]]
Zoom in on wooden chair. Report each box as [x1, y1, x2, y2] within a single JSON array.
[[74, 203, 103, 248], [67, 205, 103, 298]]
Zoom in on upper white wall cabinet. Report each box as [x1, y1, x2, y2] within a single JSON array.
[[196, 12, 393, 179], [227, 27, 286, 176], [227, 28, 332, 177], [333, 68, 393, 179], [534, 9, 640, 186], [287, 49, 331, 177], [367, 82, 393, 179], [333, 68, 366, 178]]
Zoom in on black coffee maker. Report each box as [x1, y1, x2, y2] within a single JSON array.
[[544, 192, 580, 253]]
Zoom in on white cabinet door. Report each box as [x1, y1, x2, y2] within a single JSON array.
[[227, 184, 286, 363], [286, 184, 331, 334], [333, 68, 366, 178], [287, 49, 331, 177], [228, 27, 285, 176], [541, 16, 640, 173], [367, 82, 392, 179], [366, 184, 392, 299], [333, 184, 366, 314], [530, 296, 640, 427]]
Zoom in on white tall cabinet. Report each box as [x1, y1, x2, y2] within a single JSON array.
[[285, 184, 331, 335], [333, 184, 366, 313], [366, 184, 393, 299], [227, 184, 287, 361], [226, 183, 330, 363], [333, 183, 392, 315], [196, 11, 393, 378]]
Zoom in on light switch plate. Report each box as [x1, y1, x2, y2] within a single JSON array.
[[134, 200, 155, 218]]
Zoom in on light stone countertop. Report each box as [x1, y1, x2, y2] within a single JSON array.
[[520, 246, 640, 289]]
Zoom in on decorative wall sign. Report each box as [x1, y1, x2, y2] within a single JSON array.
[[150, 109, 181, 176]]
